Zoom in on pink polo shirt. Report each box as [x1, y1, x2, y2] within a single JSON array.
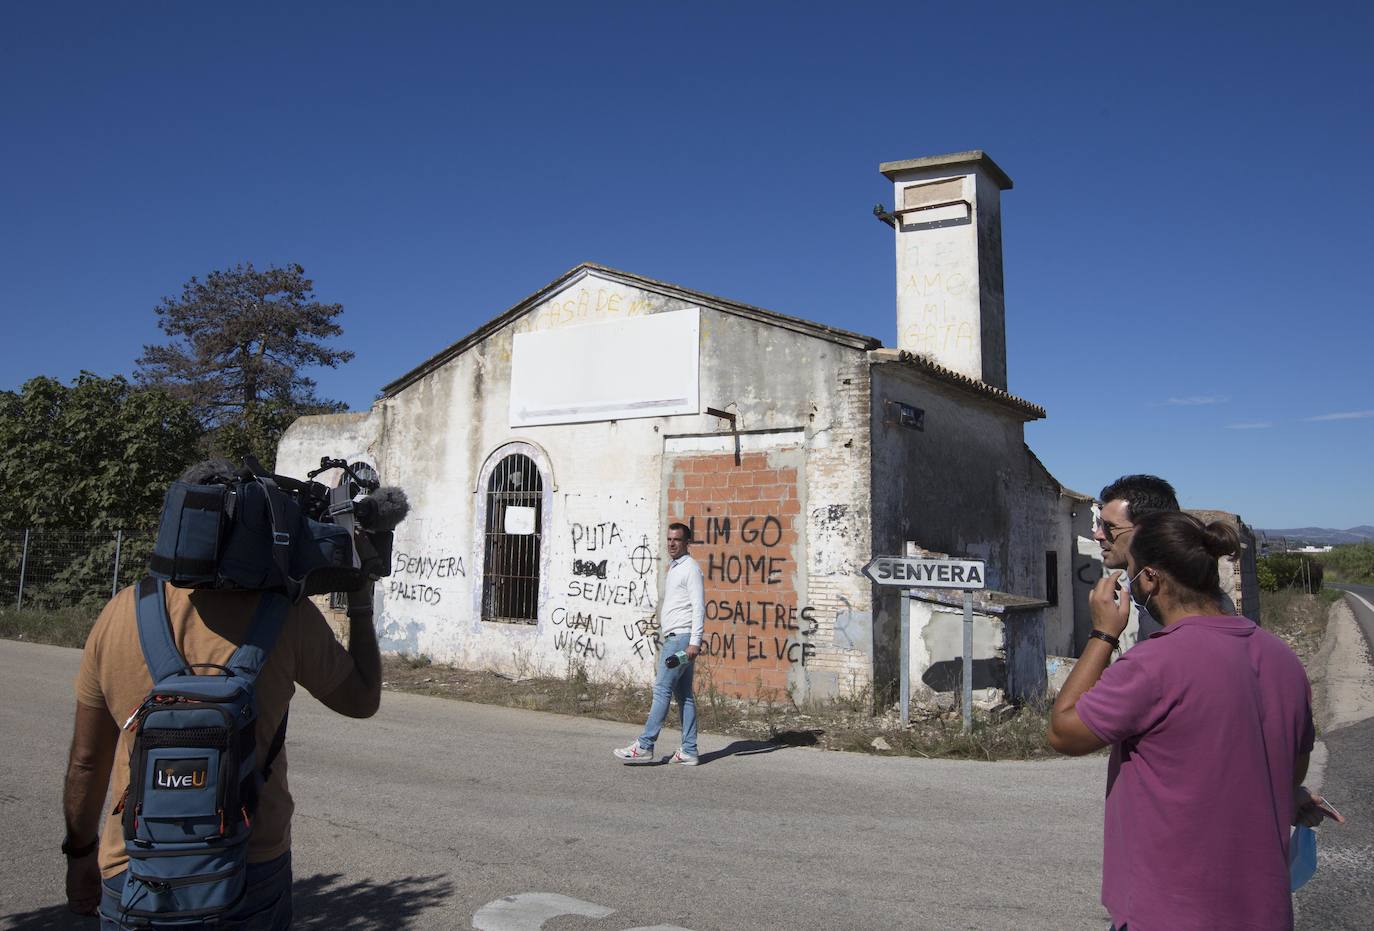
[[1076, 615, 1314, 931]]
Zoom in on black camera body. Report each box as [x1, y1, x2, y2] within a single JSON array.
[[149, 456, 409, 601]]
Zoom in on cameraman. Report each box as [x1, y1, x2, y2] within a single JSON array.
[[61, 460, 383, 929]]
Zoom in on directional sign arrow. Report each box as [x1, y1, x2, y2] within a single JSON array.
[[862, 556, 987, 589]]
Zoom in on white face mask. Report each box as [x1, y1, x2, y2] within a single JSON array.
[[1127, 567, 1153, 612]]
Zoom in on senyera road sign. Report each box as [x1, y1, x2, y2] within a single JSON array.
[[862, 556, 986, 589]]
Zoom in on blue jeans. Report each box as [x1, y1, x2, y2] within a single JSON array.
[[637, 632, 698, 755], [100, 851, 292, 930]]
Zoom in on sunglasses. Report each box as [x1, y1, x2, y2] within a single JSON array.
[[1094, 520, 1135, 542]]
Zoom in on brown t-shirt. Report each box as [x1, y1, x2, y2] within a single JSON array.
[[75, 583, 356, 879]]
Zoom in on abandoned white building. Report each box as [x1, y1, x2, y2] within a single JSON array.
[[277, 151, 1161, 705]]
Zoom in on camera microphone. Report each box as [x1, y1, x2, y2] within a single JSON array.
[[352, 486, 410, 532]]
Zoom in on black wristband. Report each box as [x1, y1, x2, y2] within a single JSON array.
[[1088, 629, 1120, 650], [61, 835, 98, 859]]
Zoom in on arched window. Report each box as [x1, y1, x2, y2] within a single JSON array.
[[481, 452, 543, 624]]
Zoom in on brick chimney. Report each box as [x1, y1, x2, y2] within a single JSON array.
[[879, 151, 1012, 390]]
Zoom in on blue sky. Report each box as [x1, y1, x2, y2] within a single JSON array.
[[2, 2, 1370, 529]]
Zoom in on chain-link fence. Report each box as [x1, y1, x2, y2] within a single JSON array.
[[0, 529, 154, 610]]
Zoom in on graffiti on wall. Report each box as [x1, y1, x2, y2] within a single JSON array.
[[550, 606, 609, 661], [565, 521, 656, 609], [690, 513, 818, 668], [387, 547, 466, 607], [552, 498, 659, 664], [517, 285, 657, 334], [669, 451, 814, 695], [899, 238, 977, 358], [623, 615, 661, 661]]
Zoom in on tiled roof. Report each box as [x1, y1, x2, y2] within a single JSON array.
[[870, 348, 1046, 421]]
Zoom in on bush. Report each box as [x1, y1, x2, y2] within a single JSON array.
[[1318, 542, 1374, 585], [1257, 554, 1323, 593]]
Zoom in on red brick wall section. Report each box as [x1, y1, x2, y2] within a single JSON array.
[[667, 452, 812, 699]]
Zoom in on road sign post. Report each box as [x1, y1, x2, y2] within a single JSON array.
[[863, 555, 987, 731], [962, 590, 974, 734], [899, 592, 910, 729]]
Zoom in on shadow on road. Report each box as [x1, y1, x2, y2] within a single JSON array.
[[2, 874, 454, 931], [293, 872, 454, 927], [698, 729, 823, 765], [2, 904, 98, 930]]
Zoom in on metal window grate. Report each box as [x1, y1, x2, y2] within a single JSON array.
[[481, 454, 543, 624]]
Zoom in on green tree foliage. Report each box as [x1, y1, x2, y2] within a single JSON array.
[[136, 262, 353, 464], [1256, 553, 1324, 593], [1318, 543, 1374, 585], [0, 373, 202, 605]]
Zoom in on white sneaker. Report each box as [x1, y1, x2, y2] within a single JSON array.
[[613, 741, 653, 761], [672, 748, 699, 766]]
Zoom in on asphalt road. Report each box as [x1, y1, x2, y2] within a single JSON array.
[[1294, 584, 1374, 930], [1, 639, 1108, 930]]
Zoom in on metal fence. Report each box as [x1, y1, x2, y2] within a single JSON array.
[[0, 529, 153, 610]]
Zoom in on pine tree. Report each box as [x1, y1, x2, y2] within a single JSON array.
[[136, 262, 354, 463]]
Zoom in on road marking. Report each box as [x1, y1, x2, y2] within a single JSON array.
[[1343, 590, 1374, 615], [471, 893, 696, 931], [472, 893, 614, 930]]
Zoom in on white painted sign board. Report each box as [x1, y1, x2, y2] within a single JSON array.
[[862, 556, 986, 589], [509, 307, 700, 426]]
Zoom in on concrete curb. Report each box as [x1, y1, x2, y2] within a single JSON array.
[[1306, 594, 1374, 791]]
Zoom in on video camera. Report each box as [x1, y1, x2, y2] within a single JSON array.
[[149, 455, 410, 601]]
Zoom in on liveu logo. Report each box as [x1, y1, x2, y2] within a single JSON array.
[[153, 758, 209, 790]]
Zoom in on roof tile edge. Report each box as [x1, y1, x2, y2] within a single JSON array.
[[869, 347, 1045, 420]]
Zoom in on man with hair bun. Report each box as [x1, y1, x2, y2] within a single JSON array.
[[1049, 510, 1329, 930]]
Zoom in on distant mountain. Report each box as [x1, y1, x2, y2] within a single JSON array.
[[1257, 526, 1374, 547]]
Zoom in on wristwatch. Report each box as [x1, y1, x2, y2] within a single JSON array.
[[61, 835, 98, 859]]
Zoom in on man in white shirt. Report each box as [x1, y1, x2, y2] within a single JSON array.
[[614, 522, 705, 765]]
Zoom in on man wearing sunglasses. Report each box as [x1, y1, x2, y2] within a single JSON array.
[[1093, 475, 1180, 641]]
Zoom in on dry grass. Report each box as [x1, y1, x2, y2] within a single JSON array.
[[0, 605, 99, 648], [14, 596, 1260, 763], [1262, 589, 1340, 667], [380, 654, 1059, 761]]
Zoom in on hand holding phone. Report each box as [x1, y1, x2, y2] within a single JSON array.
[[1314, 796, 1345, 824], [1295, 787, 1346, 827]]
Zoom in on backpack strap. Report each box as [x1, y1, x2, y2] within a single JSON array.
[[229, 591, 292, 782], [253, 475, 303, 603], [225, 590, 291, 682], [134, 577, 192, 682]]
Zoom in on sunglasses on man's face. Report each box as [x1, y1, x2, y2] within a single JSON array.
[[1095, 520, 1134, 542]]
